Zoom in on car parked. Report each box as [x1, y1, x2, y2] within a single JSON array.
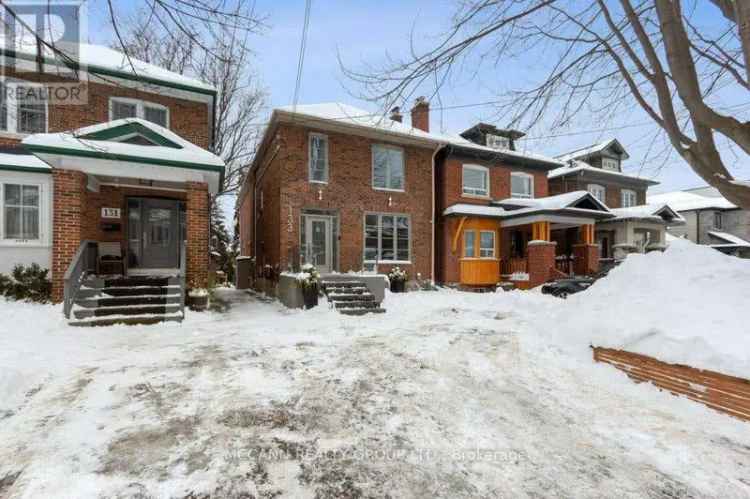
[[541, 276, 595, 299]]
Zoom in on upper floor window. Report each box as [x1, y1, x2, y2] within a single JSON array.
[[621, 189, 637, 208], [3, 183, 40, 241], [372, 145, 404, 191], [510, 172, 534, 199], [602, 157, 619, 171], [0, 82, 48, 135], [462, 164, 489, 197], [588, 184, 606, 203], [309, 133, 328, 183], [714, 212, 723, 229], [486, 134, 510, 150], [109, 97, 169, 128]]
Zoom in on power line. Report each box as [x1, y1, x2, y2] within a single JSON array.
[[291, 0, 312, 113]]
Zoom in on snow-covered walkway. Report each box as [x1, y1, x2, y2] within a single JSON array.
[[0, 286, 748, 498]]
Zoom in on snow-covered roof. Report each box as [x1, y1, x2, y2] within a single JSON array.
[[495, 190, 610, 212], [648, 190, 737, 211], [443, 204, 507, 217], [548, 160, 658, 185], [556, 138, 629, 162], [274, 103, 564, 167], [0, 39, 215, 94], [708, 231, 750, 247], [444, 191, 613, 219], [608, 203, 685, 225], [0, 151, 50, 172]]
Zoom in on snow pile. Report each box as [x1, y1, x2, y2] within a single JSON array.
[[536, 239, 750, 378]]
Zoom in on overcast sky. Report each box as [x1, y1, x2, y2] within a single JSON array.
[[90, 0, 749, 218]]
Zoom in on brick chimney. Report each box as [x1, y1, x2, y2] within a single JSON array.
[[389, 106, 403, 123], [410, 97, 429, 132]]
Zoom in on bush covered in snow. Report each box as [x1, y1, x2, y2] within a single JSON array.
[[0, 264, 51, 303]]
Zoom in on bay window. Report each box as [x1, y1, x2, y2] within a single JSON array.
[[364, 213, 410, 262], [462, 164, 489, 197], [479, 231, 496, 258], [463, 231, 475, 258], [3, 183, 40, 241], [372, 145, 404, 191], [110, 97, 170, 127], [510, 172, 534, 198]]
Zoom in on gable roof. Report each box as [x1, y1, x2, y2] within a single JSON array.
[[609, 203, 686, 225], [648, 190, 737, 211], [548, 160, 659, 185], [556, 138, 630, 162], [443, 191, 614, 221]]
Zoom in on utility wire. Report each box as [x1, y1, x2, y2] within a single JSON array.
[[292, 0, 311, 113]]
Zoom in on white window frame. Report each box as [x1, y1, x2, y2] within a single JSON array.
[[462, 164, 490, 198], [510, 172, 534, 199], [308, 132, 329, 184], [109, 97, 170, 128], [371, 144, 405, 192], [0, 80, 49, 136], [363, 212, 411, 264], [588, 184, 606, 203], [486, 134, 510, 150], [621, 189, 637, 208], [0, 180, 45, 245], [601, 157, 619, 171], [479, 230, 496, 259]]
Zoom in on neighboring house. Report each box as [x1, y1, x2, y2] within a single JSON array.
[[649, 187, 750, 258], [0, 42, 223, 323], [550, 139, 683, 260], [237, 99, 617, 291]]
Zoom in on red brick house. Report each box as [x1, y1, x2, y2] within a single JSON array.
[[0, 43, 222, 324], [237, 99, 615, 291]]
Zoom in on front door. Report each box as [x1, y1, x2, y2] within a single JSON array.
[[304, 215, 332, 273], [128, 198, 181, 270]]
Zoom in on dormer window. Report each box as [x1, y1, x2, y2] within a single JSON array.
[[486, 134, 510, 150], [602, 157, 619, 171]]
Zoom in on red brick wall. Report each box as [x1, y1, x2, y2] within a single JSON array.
[[237, 175, 254, 257], [527, 241, 556, 288], [548, 176, 647, 208], [186, 182, 209, 288], [51, 169, 87, 302], [252, 142, 283, 273], [572, 243, 599, 275]]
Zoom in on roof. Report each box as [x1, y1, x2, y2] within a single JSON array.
[[494, 190, 611, 212], [608, 203, 686, 225], [556, 138, 630, 162], [548, 160, 658, 185], [0, 150, 50, 173], [0, 39, 215, 95], [708, 231, 750, 247], [444, 191, 614, 220], [460, 123, 526, 140], [648, 190, 737, 211], [272, 103, 564, 168]]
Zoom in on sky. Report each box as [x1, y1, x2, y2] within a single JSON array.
[[87, 0, 748, 216]]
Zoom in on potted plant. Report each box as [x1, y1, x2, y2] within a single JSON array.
[[388, 267, 407, 293], [188, 287, 209, 311], [297, 263, 320, 309]]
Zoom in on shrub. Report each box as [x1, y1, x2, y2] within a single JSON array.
[[0, 264, 52, 303]]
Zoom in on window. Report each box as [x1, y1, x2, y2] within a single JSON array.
[[479, 231, 496, 258], [463, 230, 475, 258], [714, 212, 723, 229], [602, 157, 619, 171], [309, 133, 328, 183], [372, 145, 404, 191], [621, 189, 637, 208], [109, 97, 170, 127], [0, 82, 47, 134], [510, 172, 534, 198], [3, 184, 40, 240], [486, 134, 510, 150], [462, 164, 489, 197], [588, 184, 606, 203], [364, 213, 410, 262]]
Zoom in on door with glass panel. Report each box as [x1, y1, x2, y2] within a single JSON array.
[[304, 216, 332, 273], [127, 197, 180, 269]]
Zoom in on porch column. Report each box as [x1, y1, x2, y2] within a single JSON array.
[[186, 182, 210, 289], [573, 224, 599, 275], [527, 240, 556, 288], [51, 169, 87, 303], [531, 221, 550, 241]]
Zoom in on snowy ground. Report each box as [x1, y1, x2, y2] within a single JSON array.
[[1, 276, 749, 498]]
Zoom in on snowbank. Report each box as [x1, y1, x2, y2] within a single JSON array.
[[535, 239, 750, 379]]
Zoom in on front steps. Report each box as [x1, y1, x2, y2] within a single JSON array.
[[70, 275, 183, 327], [321, 279, 385, 316]]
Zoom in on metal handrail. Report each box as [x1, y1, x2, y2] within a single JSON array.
[[179, 240, 187, 319], [63, 240, 97, 318]]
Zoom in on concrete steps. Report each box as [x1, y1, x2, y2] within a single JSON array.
[[321, 279, 385, 315]]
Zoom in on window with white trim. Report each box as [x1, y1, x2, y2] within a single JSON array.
[[309, 133, 328, 183], [372, 145, 404, 191], [602, 157, 619, 171], [621, 189, 637, 208], [588, 184, 606, 203], [3, 183, 40, 241], [109, 97, 170, 127], [0, 81, 48, 134], [714, 212, 723, 229], [486, 134, 510, 150], [462, 164, 489, 197], [510, 172, 534, 198], [463, 230, 475, 258], [364, 213, 410, 262], [479, 230, 496, 258]]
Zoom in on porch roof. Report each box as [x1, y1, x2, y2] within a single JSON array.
[[607, 203, 686, 225], [0, 149, 50, 174], [708, 231, 750, 248], [22, 119, 225, 194]]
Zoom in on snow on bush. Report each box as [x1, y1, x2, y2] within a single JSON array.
[[535, 239, 750, 378]]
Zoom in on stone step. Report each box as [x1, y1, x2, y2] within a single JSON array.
[[333, 300, 380, 309], [325, 286, 370, 294], [339, 307, 386, 316], [73, 303, 182, 319], [69, 312, 184, 327], [78, 285, 181, 298], [75, 294, 182, 308], [321, 280, 368, 288], [327, 292, 375, 301], [103, 276, 174, 288]]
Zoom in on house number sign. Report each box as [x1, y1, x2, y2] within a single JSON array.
[[101, 207, 121, 219]]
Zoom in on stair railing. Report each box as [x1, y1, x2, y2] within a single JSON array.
[[63, 240, 97, 319], [179, 239, 187, 319]]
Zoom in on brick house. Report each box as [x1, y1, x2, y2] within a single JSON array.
[[550, 139, 684, 261], [237, 99, 623, 291], [0, 42, 222, 324]]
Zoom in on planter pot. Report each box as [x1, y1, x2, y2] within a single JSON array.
[[188, 294, 209, 312], [390, 279, 406, 293], [302, 284, 319, 309]]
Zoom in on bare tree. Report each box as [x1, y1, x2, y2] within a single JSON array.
[[343, 0, 750, 208]]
